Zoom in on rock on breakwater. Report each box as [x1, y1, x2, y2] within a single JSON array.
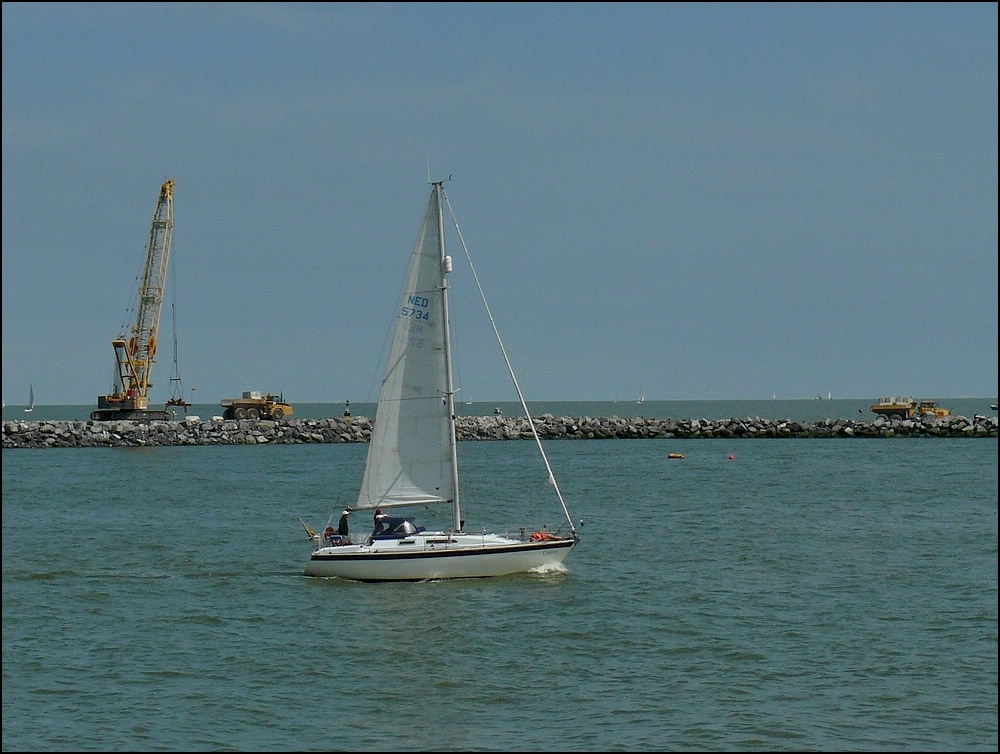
[[3, 413, 997, 448]]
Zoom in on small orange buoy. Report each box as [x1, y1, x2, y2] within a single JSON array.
[[728, 455, 735, 461]]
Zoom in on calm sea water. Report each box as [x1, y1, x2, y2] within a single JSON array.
[[2, 437, 997, 751]]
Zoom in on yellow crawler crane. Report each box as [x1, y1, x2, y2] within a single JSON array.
[[91, 179, 175, 422]]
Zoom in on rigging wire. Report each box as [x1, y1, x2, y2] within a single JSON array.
[[441, 186, 577, 537]]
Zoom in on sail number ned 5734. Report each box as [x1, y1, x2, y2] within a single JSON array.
[[401, 294, 431, 320]]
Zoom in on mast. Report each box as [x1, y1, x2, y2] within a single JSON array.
[[435, 181, 463, 531]]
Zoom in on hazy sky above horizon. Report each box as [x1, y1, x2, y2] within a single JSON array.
[[3, 2, 997, 406]]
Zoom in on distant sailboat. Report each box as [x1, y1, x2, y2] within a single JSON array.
[[636, 389, 645, 405], [165, 278, 192, 415], [24, 384, 35, 413]]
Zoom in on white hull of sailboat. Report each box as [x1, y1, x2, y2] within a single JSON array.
[[305, 532, 577, 582]]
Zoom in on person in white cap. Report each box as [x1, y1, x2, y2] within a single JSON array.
[[337, 509, 351, 543], [372, 508, 389, 537]]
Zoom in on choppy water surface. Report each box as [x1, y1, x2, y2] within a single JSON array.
[[3, 438, 997, 751]]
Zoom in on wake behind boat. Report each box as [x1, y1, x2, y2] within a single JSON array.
[[302, 180, 579, 581]]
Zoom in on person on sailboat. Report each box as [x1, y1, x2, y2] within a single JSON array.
[[337, 509, 351, 543], [372, 508, 388, 536]]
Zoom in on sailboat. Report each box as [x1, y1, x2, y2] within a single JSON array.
[[165, 277, 191, 415], [24, 385, 35, 413], [303, 181, 579, 581]]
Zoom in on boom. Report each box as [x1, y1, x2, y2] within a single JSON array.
[[92, 179, 175, 421]]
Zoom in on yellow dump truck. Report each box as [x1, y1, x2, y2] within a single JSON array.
[[220, 391, 294, 420], [869, 397, 951, 419]]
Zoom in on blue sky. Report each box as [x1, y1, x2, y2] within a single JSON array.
[[3, 2, 997, 406]]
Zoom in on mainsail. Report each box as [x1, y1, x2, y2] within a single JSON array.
[[355, 187, 458, 513]]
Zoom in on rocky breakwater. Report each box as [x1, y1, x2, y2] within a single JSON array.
[[3, 413, 997, 449]]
